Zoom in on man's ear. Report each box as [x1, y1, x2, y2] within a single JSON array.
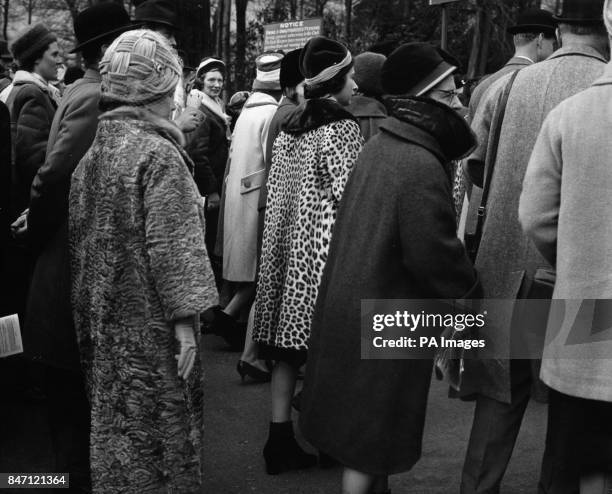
[[605, 0, 612, 36]]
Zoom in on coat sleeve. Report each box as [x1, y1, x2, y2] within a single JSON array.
[[323, 120, 364, 203], [143, 145, 215, 322], [14, 87, 54, 197], [398, 152, 479, 299], [518, 109, 561, 267], [186, 117, 217, 196], [28, 87, 99, 248]]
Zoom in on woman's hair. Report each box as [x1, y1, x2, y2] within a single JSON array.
[[20, 43, 51, 72], [303, 62, 353, 100], [283, 85, 300, 104]]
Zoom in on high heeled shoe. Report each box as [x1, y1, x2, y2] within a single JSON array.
[[263, 421, 318, 475], [236, 360, 271, 383]]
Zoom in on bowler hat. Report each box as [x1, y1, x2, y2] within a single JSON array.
[[71, 3, 132, 53], [508, 9, 557, 35], [382, 42, 456, 96], [134, 0, 179, 30], [553, 0, 604, 24]]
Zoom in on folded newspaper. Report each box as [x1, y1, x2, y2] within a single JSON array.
[[0, 314, 23, 358]]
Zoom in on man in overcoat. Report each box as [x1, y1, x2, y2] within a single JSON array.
[[23, 5, 131, 491], [460, 1, 609, 492]]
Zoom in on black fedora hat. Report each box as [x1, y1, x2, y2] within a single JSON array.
[[553, 0, 604, 24], [508, 8, 557, 35], [70, 3, 132, 53], [134, 0, 179, 31]]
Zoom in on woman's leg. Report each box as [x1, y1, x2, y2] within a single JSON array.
[[238, 305, 268, 374], [342, 468, 375, 494], [223, 282, 255, 319], [271, 361, 297, 422]]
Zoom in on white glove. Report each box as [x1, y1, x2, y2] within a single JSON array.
[[174, 318, 197, 380]]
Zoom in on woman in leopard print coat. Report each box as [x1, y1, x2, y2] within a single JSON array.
[[252, 37, 364, 475]]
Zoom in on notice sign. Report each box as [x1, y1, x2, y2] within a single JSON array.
[[0, 314, 23, 358], [264, 18, 323, 52]]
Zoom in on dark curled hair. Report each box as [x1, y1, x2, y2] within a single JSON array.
[[303, 62, 353, 100], [20, 43, 51, 72]]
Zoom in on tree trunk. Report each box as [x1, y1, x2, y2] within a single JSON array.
[[222, 0, 231, 87], [477, 10, 491, 76], [344, 0, 352, 44], [299, 0, 304, 18], [3, 0, 9, 41], [235, 0, 247, 91], [289, 0, 297, 18], [467, 1, 485, 80], [202, 0, 212, 56], [214, 0, 223, 56]]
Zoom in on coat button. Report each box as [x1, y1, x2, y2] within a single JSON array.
[[244, 180, 251, 188]]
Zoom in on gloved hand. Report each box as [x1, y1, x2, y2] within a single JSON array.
[[174, 317, 197, 380]]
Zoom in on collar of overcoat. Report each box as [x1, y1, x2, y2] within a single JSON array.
[[82, 68, 101, 83], [282, 97, 357, 135], [505, 56, 533, 68], [590, 60, 612, 87], [546, 44, 608, 64], [379, 96, 477, 163]]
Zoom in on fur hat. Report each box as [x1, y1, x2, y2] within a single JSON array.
[[382, 42, 456, 96], [100, 29, 181, 106], [279, 49, 303, 89], [11, 24, 56, 68], [353, 51, 386, 97], [300, 36, 351, 83], [252, 52, 283, 91]]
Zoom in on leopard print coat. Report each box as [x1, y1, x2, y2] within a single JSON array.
[[253, 99, 363, 350]]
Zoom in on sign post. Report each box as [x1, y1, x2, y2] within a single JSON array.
[[429, 0, 460, 51], [264, 18, 323, 53]]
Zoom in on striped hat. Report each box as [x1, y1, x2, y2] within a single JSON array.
[[252, 52, 284, 91], [100, 29, 181, 106]]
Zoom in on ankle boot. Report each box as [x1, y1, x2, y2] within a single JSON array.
[[262, 421, 317, 475]]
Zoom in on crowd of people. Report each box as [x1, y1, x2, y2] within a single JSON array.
[[0, 0, 611, 492]]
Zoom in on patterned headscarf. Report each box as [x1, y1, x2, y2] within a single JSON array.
[[100, 29, 181, 106]]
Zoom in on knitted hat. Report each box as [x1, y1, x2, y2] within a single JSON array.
[[353, 52, 386, 97], [382, 42, 457, 96], [553, 0, 604, 24], [71, 3, 132, 53], [11, 24, 57, 68], [252, 52, 283, 91], [279, 49, 303, 90], [300, 36, 352, 84], [196, 57, 225, 78], [100, 29, 181, 106], [134, 0, 179, 30], [508, 8, 557, 36]]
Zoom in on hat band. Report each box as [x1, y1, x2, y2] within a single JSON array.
[[256, 67, 281, 82], [305, 51, 352, 86]]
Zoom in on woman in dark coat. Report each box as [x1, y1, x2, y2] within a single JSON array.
[[299, 43, 480, 494], [186, 57, 231, 288]]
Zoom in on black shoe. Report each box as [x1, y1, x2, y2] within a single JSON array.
[[236, 360, 271, 383], [263, 421, 317, 475], [222, 321, 247, 351]]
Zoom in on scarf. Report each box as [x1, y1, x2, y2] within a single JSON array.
[[187, 88, 232, 139]]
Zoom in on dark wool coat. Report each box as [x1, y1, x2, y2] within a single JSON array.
[[0, 100, 13, 318], [463, 44, 606, 404], [299, 97, 479, 476], [23, 69, 101, 371], [69, 108, 216, 493], [186, 103, 229, 196], [5, 73, 57, 218], [252, 99, 363, 351], [346, 94, 388, 141]]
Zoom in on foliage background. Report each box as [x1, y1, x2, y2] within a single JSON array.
[[1, 0, 559, 94]]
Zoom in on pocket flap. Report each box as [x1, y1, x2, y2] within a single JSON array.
[[240, 169, 266, 195]]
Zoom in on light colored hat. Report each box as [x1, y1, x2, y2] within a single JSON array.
[[100, 29, 181, 106], [252, 52, 283, 91]]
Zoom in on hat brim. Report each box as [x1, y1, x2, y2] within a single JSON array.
[[196, 61, 226, 78], [252, 80, 281, 91], [70, 23, 136, 53], [134, 17, 180, 31], [410, 61, 457, 97], [508, 24, 557, 35], [552, 15, 603, 24]]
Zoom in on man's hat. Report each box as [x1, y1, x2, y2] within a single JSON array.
[[253, 52, 284, 91], [71, 3, 132, 53], [508, 9, 557, 35], [382, 42, 457, 97], [11, 24, 57, 67], [134, 0, 179, 31], [553, 0, 604, 24]]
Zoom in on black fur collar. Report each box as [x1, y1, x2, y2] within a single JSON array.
[[282, 98, 357, 135]]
